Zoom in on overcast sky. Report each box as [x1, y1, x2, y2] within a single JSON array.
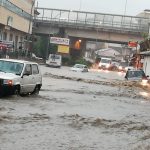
[[37, 0, 150, 16]]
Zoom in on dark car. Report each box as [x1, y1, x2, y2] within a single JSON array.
[[125, 69, 149, 82], [118, 62, 134, 72]]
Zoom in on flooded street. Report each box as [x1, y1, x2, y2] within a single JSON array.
[[0, 65, 150, 150]]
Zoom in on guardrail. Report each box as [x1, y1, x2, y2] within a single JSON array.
[[34, 8, 150, 33]]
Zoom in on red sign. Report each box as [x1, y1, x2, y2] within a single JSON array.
[[128, 41, 138, 47], [0, 44, 7, 50], [0, 40, 13, 50]]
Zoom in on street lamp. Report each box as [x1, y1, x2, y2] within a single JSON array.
[[124, 0, 127, 16], [79, 0, 82, 11]]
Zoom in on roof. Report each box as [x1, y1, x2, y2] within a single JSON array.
[[0, 59, 38, 64], [74, 64, 87, 66], [95, 48, 120, 58]]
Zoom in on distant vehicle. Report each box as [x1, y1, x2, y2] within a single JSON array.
[[70, 64, 88, 72], [0, 59, 42, 96], [99, 57, 112, 70], [118, 62, 134, 72], [46, 54, 62, 68], [125, 69, 149, 85], [111, 61, 120, 70]]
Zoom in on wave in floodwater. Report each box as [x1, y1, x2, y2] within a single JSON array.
[[44, 72, 150, 100]]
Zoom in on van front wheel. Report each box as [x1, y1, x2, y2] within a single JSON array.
[[14, 85, 20, 96]]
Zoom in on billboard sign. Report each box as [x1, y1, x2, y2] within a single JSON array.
[[50, 37, 69, 46], [58, 45, 69, 54]]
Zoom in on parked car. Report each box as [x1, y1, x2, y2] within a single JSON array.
[[0, 59, 42, 96], [70, 64, 88, 72], [125, 69, 149, 85]]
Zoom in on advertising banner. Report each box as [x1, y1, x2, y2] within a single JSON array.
[[50, 37, 69, 46], [0, 40, 13, 50], [58, 45, 69, 54]]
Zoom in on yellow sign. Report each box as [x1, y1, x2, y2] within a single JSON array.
[[58, 45, 69, 54]]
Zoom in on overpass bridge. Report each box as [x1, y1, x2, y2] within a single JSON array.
[[33, 7, 150, 50]]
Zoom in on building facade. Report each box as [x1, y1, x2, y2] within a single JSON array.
[[0, 0, 35, 53]]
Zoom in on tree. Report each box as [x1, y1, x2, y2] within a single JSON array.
[[33, 35, 48, 59]]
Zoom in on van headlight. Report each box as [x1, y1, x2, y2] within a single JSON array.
[[106, 64, 110, 68], [141, 79, 148, 86], [119, 66, 122, 70], [3, 79, 13, 86]]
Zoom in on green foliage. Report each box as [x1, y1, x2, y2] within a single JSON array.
[[141, 32, 149, 40], [48, 43, 57, 54], [33, 36, 48, 59]]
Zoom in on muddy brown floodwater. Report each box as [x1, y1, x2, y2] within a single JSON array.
[[0, 66, 150, 150]]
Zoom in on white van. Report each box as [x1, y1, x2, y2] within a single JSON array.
[[99, 57, 112, 70], [46, 54, 62, 67], [0, 59, 42, 96]]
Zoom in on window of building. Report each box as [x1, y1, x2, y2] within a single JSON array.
[[15, 36, 18, 49], [7, 16, 13, 26], [9, 34, 13, 41], [0, 30, 2, 40], [3, 32, 7, 40]]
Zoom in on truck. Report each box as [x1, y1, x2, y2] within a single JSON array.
[[46, 54, 62, 68], [98, 57, 112, 70]]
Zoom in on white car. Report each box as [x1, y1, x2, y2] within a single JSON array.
[[0, 59, 42, 96], [70, 64, 88, 72]]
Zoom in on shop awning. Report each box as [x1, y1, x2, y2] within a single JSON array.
[[140, 50, 150, 56]]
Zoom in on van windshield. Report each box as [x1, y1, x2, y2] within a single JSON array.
[[50, 54, 60, 59], [101, 59, 111, 63], [0, 60, 24, 75]]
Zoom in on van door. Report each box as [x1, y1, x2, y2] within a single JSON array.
[[20, 64, 35, 93], [31, 64, 42, 85]]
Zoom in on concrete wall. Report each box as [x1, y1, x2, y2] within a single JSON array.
[[10, 0, 34, 14], [143, 56, 150, 76], [0, 0, 34, 33], [0, 0, 35, 50]]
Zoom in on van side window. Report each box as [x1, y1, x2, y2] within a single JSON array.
[[24, 64, 32, 75], [32, 64, 39, 74]]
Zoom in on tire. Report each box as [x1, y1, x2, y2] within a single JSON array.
[[14, 85, 20, 96], [32, 85, 40, 95]]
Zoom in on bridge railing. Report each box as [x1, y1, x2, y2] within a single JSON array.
[[34, 8, 150, 33]]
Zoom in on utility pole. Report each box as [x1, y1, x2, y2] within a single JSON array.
[[26, 0, 35, 58]]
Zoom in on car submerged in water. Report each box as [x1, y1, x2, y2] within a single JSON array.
[[125, 69, 149, 86], [0, 59, 42, 97], [118, 62, 134, 72], [70, 64, 88, 72]]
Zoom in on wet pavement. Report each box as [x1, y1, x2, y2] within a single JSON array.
[[0, 65, 150, 150]]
